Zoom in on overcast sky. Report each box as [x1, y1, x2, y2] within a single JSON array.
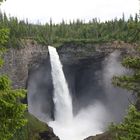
[[1, 0, 139, 24]]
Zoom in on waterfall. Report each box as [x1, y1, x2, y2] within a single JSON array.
[[48, 46, 107, 140], [48, 46, 73, 124], [28, 47, 131, 140]]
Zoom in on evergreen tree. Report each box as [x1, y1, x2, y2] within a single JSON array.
[[110, 105, 140, 140], [111, 49, 140, 140], [0, 1, 27, 140]]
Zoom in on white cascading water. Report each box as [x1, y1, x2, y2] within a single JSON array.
[[48, 46, 107, 140], [48, 46, 73, 123]]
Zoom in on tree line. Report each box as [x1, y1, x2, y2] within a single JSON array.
[[0, 12, 140, 47]]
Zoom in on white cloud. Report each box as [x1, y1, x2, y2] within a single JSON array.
[[1, 0, 139, 23]]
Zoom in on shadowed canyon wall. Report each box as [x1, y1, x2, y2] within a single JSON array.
[[0, 41, 137, 89]]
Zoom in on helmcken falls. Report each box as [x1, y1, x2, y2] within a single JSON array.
[[48, 46, 106, 140], [48, 46, 73, 123], [28, 46, 131, 140]]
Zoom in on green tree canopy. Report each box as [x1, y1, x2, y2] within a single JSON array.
[[0, 1, 27, 140], [111, 47, 140, 140]]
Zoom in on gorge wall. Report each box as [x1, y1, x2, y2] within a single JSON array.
[[0, 40, 137, 89], [0, 40, 48, 88]]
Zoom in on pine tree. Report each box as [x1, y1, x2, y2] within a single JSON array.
[[111, 48, 140, 140], [0, 1, 27, 140]]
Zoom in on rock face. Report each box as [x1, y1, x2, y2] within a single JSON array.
[[0, 41, 137, 89], [39, 128, 59, 140], [57, 41, 138, 67], [0, 40, 48, 88], [24, 112, 60, 140], [84, 132, 114, 140]]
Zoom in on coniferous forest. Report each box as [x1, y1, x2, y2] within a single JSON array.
[[0, 12, 140, 48]]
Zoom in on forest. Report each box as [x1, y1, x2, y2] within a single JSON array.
[[0, 12, 140, 48]]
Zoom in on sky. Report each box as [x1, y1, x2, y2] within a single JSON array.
[[0, 0, 139, 24]]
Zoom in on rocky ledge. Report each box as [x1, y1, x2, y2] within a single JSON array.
[[25, 112, 59, 140], [84, 131, 114, 140]]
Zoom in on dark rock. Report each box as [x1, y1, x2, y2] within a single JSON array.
[[57, 42, 137, 65], [136, 97, 140, 111], [84, 132, 114, 140], [39, 130, 59, 140], [25, 112, 59, 140]]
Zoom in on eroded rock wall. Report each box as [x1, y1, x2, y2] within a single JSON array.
[[0, 41, 137, 89], [0, 41, 48, 88]]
